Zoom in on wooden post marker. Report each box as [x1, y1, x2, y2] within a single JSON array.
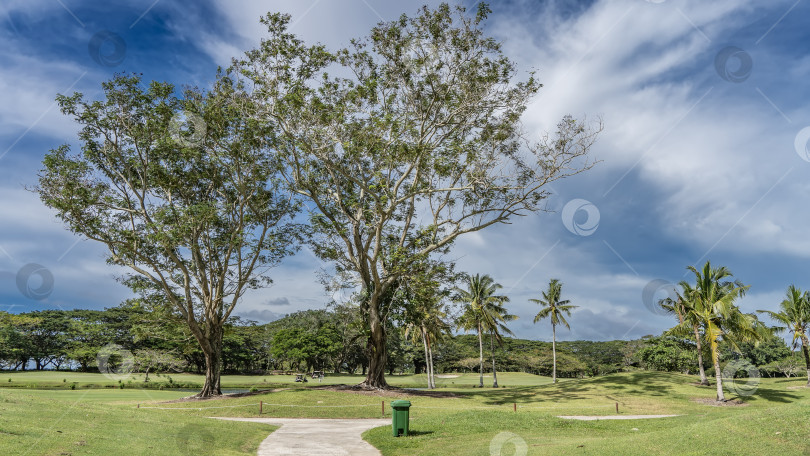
[[381, 400, 385, 417], [514, 403, 517, 412], [615, 402, 619, 414]]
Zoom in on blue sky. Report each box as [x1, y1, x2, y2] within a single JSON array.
[[1, 0, 809, 342]]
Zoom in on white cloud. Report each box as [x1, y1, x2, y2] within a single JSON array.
[[482, 0, 810, 264], [2, 0, 806, 342]]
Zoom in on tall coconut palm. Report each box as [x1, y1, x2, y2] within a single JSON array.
[[758, 285, 810, 387], [679, 261, 764, 401], [399, 257, 456, 389], [531, 279, 577, 383], [455, 274, 512, 388], [404, 299, 451, 389], [482, 300, 517, 388], [660, 282, 709, 385]]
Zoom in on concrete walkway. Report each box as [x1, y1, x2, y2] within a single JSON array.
[[215, 417, 390, 456], [558, 415, 680, 420]]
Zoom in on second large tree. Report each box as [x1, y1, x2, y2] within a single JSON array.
[[239, 3, 600, 388]]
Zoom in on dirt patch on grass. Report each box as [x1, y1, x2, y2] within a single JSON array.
[[786, 385, 809, 390], [313, 384, 461, 398], [691, 397, 748, 406], [160, 388, 289, 403], [558, 415, 680, 420]]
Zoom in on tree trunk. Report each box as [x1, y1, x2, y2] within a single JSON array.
[[196, 325, 224, 398], [552, 323, 557, 384], [426, 331, 436, 389], [801, 335, 810, 387], [711, 341, 724, 402], [421, 328, 430, 387], [198, 348, 222, 397], [490, 332, 498, 388], [693, 324, 708, 385], [477, 323, 484, 388], [361, 301, 388, 388]]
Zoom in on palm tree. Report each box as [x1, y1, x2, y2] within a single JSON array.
[[404, 299, 451, 389], [482, 301, 517, 388], [677, 261, 764, 401], [455, 274, 512, 388], [660, 282, 709, 385], [758, 285, 810, 387], [531, 279, 577, 383]]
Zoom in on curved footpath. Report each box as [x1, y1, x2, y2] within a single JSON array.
[[214, 417, 390, 456]]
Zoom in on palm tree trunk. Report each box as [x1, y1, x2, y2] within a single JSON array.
[[420, 328, 431, 388], [801, 335, 810, 388], [477, 323, 484, 388], [427, 333, 435, 389], [552, 323, 557, 384], [693, 324, 708, 385], [711, 340, 725, 402], [490, 332, 498, 388]]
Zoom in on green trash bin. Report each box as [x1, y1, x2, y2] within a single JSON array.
[[391, 400, 411, 437]]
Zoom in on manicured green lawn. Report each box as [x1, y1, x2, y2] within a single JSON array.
[[133, 371, 810, 455], [3, 371, 809, 455], [0, 388, 276, 455], [1, 370, 553, 389]]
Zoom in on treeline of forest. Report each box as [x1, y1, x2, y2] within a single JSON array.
[[0, 303, 803, 378]]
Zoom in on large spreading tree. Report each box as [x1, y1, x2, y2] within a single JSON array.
[[237, 3, 600, 388], [37, 74, 300, 397]]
